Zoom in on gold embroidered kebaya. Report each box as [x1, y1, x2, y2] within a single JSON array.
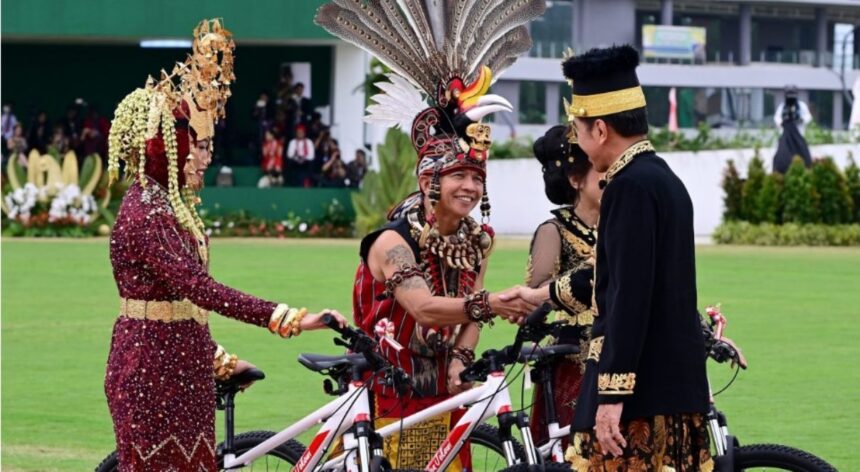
[[568, 85, 647, 119], [598, 372, 636, 395], [120, 297, 209, 325]]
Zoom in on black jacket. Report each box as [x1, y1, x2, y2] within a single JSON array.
[[572, 151, 709, 430]]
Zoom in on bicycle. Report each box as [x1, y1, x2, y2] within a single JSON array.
[[313, 303, 571, 472], [96, 314, 411, 472], [514, 306, 838, 471], [96, 308, 547, 472]]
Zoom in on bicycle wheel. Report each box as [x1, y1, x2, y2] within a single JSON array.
[[217, 431, 306, 470], [94, 451, 118, 472], [735, 443, 837, 472], [468, 423, 527, 471]]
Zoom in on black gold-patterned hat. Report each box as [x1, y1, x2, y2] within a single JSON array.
[[562, 45, 646, 119]]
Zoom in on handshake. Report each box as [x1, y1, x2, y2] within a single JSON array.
[[488, 285, 552, 324]]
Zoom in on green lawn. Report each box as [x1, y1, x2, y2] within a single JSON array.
[[2, 239, 859, 471]]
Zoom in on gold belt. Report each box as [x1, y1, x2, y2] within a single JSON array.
[[119, 298, 209, 325]]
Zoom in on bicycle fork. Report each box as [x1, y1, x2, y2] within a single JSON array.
[[498, 409, 540, 466], [708, 402, 738, 472]]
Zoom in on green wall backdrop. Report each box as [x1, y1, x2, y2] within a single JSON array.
[[2, 0, 332, 41], [1, 43, 333, 160]]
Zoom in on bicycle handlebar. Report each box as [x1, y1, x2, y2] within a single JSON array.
[[525, 302, 554, 327], [320, 313, 415, 394], [460, 303, 554, 383], [701, 310, 744, 368]]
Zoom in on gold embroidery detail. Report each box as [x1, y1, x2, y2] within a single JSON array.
[[133, 432, 215, 462], [524, 253, 535, 287], [568, 85, 647, 118], [587, 336, 604, 362], [561, 230, 594, 257], [598, 372, 636, 395], [604, 139, 655, 186], [554, 274, 579, 314], [565, 433, 591, 472], [120, 297, 209, 325]]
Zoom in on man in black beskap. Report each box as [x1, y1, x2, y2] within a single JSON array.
[[564, 45, 713, 471]]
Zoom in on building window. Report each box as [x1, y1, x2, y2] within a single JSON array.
[[519, 81, 547, 124], [530, 0, 573, 58]]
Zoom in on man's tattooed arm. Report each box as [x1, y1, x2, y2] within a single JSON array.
[[384, 244, 429, 291]]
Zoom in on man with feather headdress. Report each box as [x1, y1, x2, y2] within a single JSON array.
[[315, 1, 546, 469]]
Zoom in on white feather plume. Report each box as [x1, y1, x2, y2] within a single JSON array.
[[363, 74, 427, 131]]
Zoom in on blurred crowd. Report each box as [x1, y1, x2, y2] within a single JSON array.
[[252, 65, 367, 188], [2, 64, 369, 189], [2, 99, 110, 167]]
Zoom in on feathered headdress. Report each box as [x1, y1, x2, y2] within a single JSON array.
[[315, 0, 544, 174], [315, 0, 544, 221]]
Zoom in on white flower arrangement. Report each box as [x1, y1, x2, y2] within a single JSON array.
[[46, 184, 98, 224], [3, 183, 40, 220]]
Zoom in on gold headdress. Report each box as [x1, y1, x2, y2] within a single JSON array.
[[107, 19, 235, 242]]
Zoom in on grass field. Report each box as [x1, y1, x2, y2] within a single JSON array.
[[2, 239, 859, 471]]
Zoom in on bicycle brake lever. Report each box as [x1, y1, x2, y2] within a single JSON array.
[[333, 338, 350, 349]]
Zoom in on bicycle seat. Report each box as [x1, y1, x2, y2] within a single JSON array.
[[518, 343, 579, 363], [216, 367, 266, 393], [298, 352, 369, 373]]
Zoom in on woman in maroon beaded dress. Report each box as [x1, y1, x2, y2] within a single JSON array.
[[104, 20, 345, 471]]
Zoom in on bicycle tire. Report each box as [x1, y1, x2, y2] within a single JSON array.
[[93, 451, 118, 472], [94, 431, 306, 472], [735, 443, 837, 471], [468, 423, 527, 471]]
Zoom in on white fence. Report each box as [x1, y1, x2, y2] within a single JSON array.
[[484, 144, 859, 237]]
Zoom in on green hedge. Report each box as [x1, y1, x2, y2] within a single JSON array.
[[713, 221, 860, 246], [718, 155, 860, 245], [723, 155, 858, 226]]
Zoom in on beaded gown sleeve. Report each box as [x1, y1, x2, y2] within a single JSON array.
[[114, 182, 279, 327]]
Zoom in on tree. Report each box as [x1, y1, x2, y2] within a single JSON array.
[[351, 129, 417, 236], [756, 172, 783, 224], [741, 156, 766, 223], [721, 160, 743, 221], [811, 158, 853, 225], [782, 157, 819, 224], [844, 154, 860, 224]]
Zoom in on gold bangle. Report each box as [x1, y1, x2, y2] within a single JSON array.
[[213, 345, 238, 380], [215, 354, 238, 380], [278, 308, 299, 338], [268, 304, 290, 334], [291, 308, 308, 337]]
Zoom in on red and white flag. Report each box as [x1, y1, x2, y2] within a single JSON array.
[[668, 87, 679, 132]]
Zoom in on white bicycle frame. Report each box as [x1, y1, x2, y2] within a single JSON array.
[[322, 371, 539, 472], [221, 379, 375, 472], [537, 423, 570, 463]]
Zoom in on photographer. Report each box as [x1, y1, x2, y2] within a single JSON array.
[[319, 139, 347, 187], [772, 86, 812, 174]]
